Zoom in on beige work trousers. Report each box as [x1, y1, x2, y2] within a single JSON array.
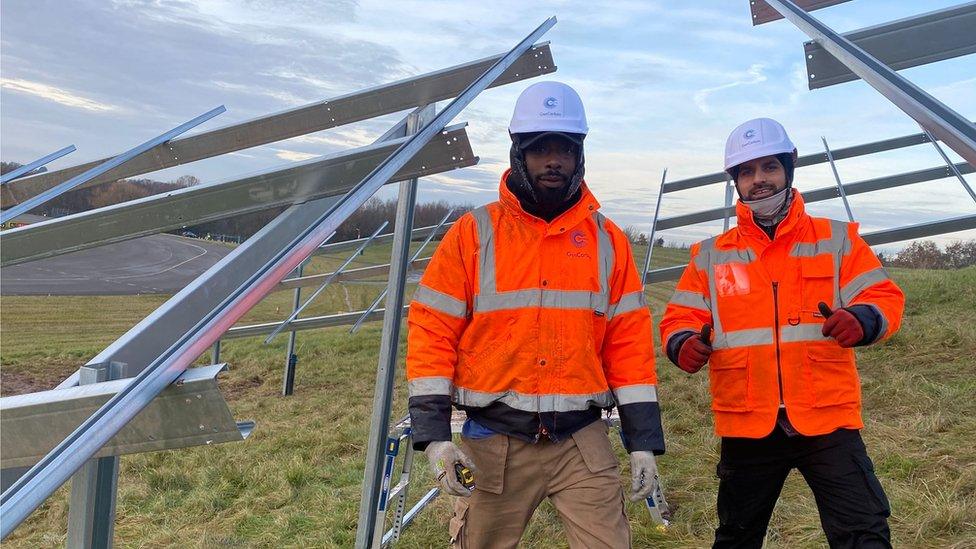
[[449, 420, 630, 549]]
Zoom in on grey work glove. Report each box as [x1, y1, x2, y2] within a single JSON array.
[[425, 441, 477, 497], [629, 450, 659, 502]]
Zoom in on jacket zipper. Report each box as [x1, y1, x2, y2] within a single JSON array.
[[772, 282, 784, 406]]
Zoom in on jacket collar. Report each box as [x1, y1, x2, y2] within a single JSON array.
[[735, 188, 807, 242], [498, 168, 601, 234]]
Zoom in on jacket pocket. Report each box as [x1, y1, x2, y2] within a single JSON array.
[[805, 345, 859, 407], [459, 434, 508, 494], [571, 421, 619, 473], [800, 255, 837, 308], [708, 348, 752, 412]]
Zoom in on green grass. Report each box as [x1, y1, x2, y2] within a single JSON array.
[[1, 251, 974, 547]]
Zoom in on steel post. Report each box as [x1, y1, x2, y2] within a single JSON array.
[[920, 128, 976, 204], [723, 176, 735, 232], [67, 363, 119, 549], [641, 169, 667, 282], [211, 340, 221, 365], [282, 262, 305, 396], [355, 104, 431, 548], [822, 137, 856, 222]]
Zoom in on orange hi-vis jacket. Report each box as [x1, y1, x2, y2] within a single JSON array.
[[659, 190, 904, 439], [406, 170, 664, 453]]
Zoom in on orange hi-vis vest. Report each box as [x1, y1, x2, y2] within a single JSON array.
[[659, 191, 904, 439], [406, 170, 662, 451]]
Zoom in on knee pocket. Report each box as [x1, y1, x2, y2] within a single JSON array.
[[852, 454, 891, 517]]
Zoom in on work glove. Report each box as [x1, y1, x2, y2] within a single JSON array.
[[425, 441, 477, 497], [677, 324, 712, 373], [819, 302, 864, 348], [629, 451, 659, 502]]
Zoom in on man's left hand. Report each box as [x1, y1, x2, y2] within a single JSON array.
[[821, 307, 864, 348], [629, 451, 658, 502]]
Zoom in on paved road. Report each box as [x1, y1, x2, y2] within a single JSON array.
[[1, 234, 233, 295]]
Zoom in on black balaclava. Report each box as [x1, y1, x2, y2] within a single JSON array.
[[506, 131, 586, 222]]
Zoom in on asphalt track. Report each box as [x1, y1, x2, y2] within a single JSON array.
[[0, 234, 233, 296]]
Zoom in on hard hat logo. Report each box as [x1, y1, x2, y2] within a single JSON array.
[[544, 96, 558, 109], [743, 129, 757, 140]]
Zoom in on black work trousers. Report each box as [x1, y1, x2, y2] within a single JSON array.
[[713, 426, 891, 549]]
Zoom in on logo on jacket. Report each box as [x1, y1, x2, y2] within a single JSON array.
[[570, 230, 586, 248], [544, 96, 558, 109]]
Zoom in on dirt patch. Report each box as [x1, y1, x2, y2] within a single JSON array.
[[1, 358, 84, 396], [220, 374, 266, 400]]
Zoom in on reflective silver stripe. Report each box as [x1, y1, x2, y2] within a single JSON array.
[[613, 384, 658, 405], [408, 376, 453, 397], [668, 289, 710, 311], [695, 247, 755, 269], [790, 220, 852, 258], [594, 213, 614, 294], [608, 291, 646, 319], [471, 206, 496, 294], [840, 267, 889, 305], [780, 323, 829, 343], [413, 285, 468, 318], [454, 386, 615, 412], [714, 328, 774, 349], [474, 289, 609, 313]]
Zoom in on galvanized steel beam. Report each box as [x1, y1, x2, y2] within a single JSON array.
[[315, 221, 454, 255], [662, 130, 969, 193], [804, 3, 976, 89], [0, 364, 249, 470], [0, 125, 474, 267], [0, 44, 555, 208], [0, 106, 226, 224], [644, 214, 976, 285], [750, 0, 851, 25], [0, 145, 76, 185], [656, 162, 974, 231], [274, 258, 432, 292], [762, 0, 976, 167]]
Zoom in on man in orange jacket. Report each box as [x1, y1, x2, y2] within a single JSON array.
[[660, 118, 904, 548], [406, 81, 665, 548]]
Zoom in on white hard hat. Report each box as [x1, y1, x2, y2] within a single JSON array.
[[724, 117, 796, 172], [509, 81, 588, 136]]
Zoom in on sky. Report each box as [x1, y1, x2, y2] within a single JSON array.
[[2, 0, 974, 252]]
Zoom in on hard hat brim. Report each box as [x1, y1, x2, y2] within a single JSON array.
[[515, 131, 584, 150]]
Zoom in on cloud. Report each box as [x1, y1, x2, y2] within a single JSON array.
[[271, 148, 319, 162], [0, 78, 120, 112], [693, 64, 768, 114]]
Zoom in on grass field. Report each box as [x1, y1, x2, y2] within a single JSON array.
[[1, 242, 974, 548]]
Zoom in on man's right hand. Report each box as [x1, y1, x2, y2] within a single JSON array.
[[425, 441, 477, 497], [677, 325, 713, 373]]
